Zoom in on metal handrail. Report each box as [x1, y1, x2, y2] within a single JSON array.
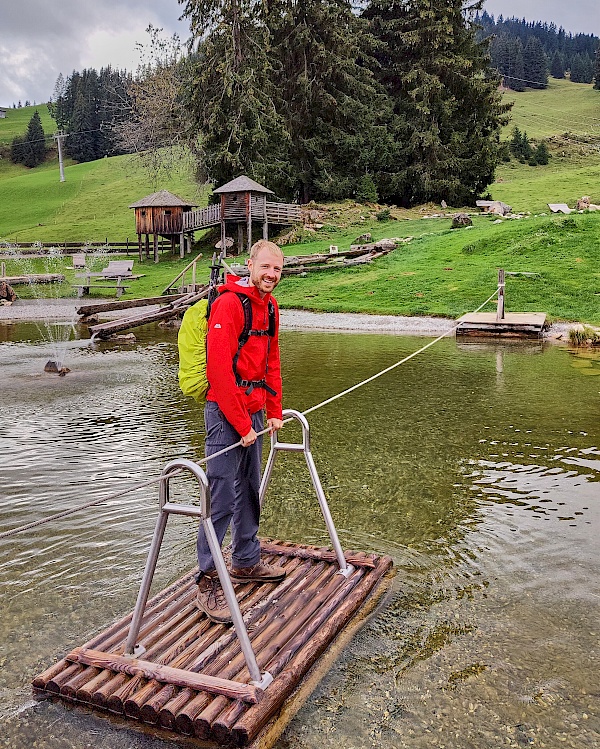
[[123, 458, 272, 690], [259, 409, 354, 578]]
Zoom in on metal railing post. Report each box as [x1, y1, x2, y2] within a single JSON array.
[[123, 458, 271, 689], [259, 410, 354, 578]]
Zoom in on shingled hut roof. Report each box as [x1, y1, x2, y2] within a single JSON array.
[[129, 190, 197, 209], [213, 176, 274, 195]]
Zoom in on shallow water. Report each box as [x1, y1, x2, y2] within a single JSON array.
[[0, 322, 599, 748]]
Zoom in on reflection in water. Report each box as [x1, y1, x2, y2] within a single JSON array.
[[0, 324, 599, 748]]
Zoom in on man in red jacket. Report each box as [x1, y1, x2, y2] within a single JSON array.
[[196, 239, 285, 622]]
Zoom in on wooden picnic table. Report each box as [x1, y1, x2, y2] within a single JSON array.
[[74, 272, 130, 298]]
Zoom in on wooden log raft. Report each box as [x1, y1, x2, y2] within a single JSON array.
[[33, 540, 394, 747]]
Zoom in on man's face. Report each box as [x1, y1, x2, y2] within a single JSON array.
[[248, 248, 283, 298]]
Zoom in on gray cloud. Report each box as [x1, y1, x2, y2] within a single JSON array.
[[2, 1, 598, 108], [0, 0, 187, 106]]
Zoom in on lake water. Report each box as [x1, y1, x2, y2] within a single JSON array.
[[0, 321, 599, 749]]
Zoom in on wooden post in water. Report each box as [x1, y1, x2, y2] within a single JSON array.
[[496, 268, 505, 321]]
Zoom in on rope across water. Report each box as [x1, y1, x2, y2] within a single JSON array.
[[0, 290, 498, 540]]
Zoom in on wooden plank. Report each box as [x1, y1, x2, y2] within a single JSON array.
[[76, 294, 186, 317], [88, 289, 207, 339], [232, 556, 394, 745], [457, 311, 547, 337], [260, 540, 376, 568], [65, 648, 262, 704]]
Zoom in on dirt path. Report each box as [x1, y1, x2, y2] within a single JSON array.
[[0, 298, 575, 338]]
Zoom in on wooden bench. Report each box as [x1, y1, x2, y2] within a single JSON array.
[[72, 253, 86, 269]]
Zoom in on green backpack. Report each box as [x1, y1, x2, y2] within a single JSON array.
[[177, 293, 276, 404], [177, 299, 210, 403]]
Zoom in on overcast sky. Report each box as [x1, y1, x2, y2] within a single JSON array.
[[0, 0, 188, 107], [1, 1, 599, 109]]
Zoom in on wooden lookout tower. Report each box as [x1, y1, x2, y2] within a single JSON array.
[[129, 190, 197, 263], [182, 175, 301, 256], [213, 175, 274, 253]]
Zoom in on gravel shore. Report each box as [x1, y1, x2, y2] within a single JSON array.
[[0, 298, 575, 338]]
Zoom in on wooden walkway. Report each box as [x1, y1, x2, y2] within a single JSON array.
[[182, 202, 301, 232], [33, 540, 393, 747], [457, 312, 547, 337]]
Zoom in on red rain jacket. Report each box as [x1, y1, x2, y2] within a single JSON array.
[[206, 277, 282, 437]]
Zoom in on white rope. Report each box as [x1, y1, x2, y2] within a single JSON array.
[[0, 289, 498, 539]]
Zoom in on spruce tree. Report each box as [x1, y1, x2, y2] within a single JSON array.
[[581, 53, 594, 84], [266, 0, 389, 202], [504, 37, 525, 91], [595, 49, 600, 90], [519, 131, 533, 163], [363, 0, 510, 206], [550, 50, 565, 79], [66, 70, 101, 162], [10, 110, 47, 167], [180, 0, 291, 193], [570, 54, 584, 83], [523, 36, 548, 88], [10, 136, 26, 165], [534, 140, 550, 165], [509, 126, 523, 158]]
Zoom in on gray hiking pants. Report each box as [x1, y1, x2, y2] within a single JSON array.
[[196, 401, 264, 572]]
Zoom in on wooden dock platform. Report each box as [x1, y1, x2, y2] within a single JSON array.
[[33, 540, 393, 747], [457, 312, 547, 337]]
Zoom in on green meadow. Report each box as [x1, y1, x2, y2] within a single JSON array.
[[1, 83, 599, 324], [0, 155, 209, 243], [501, 77, 600, 140], [0, 103, 57, 145]]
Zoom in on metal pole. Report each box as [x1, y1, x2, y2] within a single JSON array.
[[124, 504, 169, 656], [54, 131, 66, 182], [123, 459, 271, 688]]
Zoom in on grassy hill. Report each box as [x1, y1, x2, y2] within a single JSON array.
[[501, 77, 600, 141], [0, 155, 209, 243], [1, 81, 599, 325], [0, 103, 57, 145]]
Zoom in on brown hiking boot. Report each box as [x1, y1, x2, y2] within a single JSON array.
[[230, 561, 286, 584], [195, 571, 232, 623]]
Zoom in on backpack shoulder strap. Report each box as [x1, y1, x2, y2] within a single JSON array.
[[235, 293, 253, 345], [267, 299, 276, 337]]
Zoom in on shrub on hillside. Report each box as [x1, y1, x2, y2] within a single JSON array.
[[355, 174, 379, 204]]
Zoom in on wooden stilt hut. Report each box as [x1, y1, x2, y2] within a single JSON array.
[[129, 191, 197, 263], [213, 176, 275, 255]]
